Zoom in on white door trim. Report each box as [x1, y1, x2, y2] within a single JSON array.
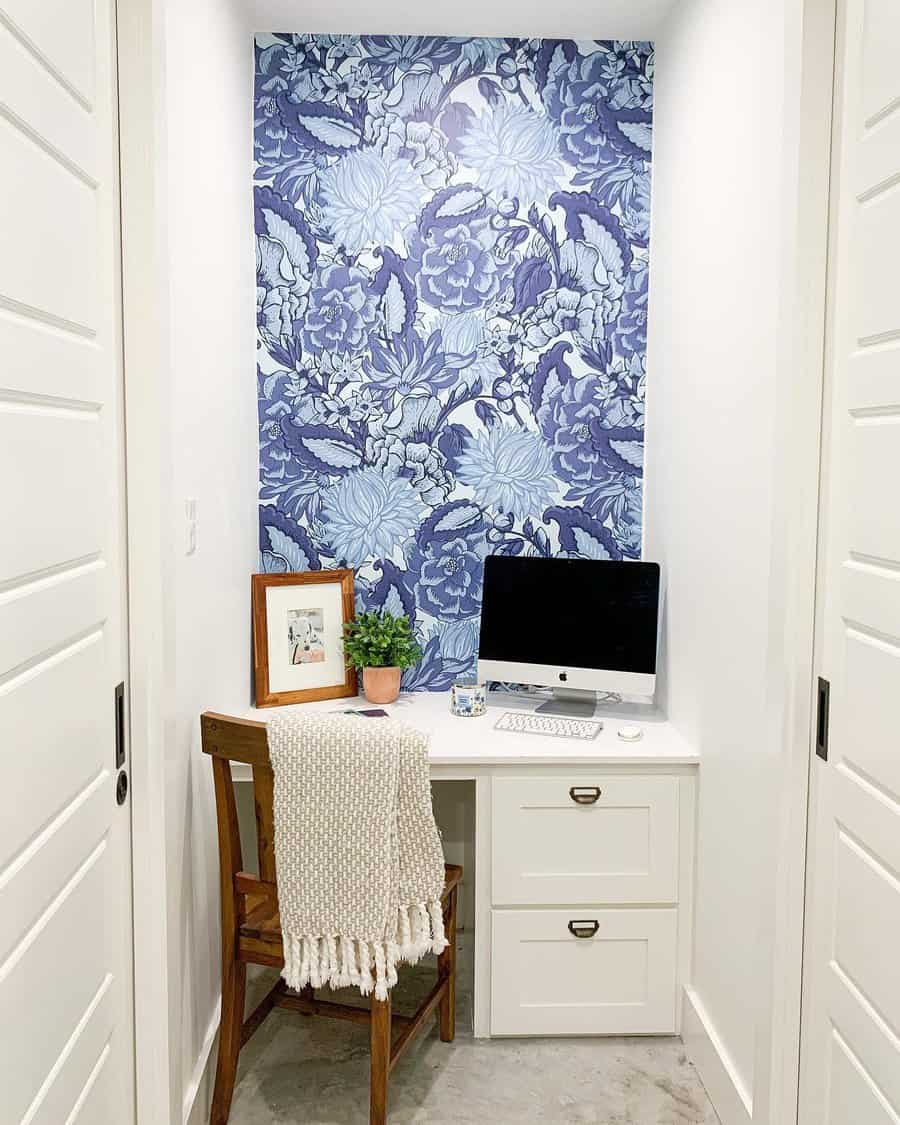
[[754, 2, 837, 1123], [116, 0, 177, 1121]]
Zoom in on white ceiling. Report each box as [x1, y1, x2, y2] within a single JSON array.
[[247, 0, 677, 40]]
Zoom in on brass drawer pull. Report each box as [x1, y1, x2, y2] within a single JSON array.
[[569, 786, 602, 805], [568, 919, 600, 939]]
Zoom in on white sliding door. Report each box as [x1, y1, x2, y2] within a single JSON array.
[[0, 0, 135, 1121], [799, 1, 900, 1121]]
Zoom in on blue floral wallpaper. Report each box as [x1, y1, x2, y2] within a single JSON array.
[[255, 35, 653, 689]]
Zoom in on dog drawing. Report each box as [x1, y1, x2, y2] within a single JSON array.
[[289, 615, 325, 664]]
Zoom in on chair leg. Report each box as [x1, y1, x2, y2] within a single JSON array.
[[209, 958, 247, 1125], [438, 886, 458, 1043], [370, 996, 391, 1125]]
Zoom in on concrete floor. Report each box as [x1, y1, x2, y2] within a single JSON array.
[[229, 937, 720, 1124]]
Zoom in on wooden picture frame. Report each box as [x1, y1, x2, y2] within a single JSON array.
[[251, 570, 357, 707]]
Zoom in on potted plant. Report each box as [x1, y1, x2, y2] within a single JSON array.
[[342, 610, 422, 705]]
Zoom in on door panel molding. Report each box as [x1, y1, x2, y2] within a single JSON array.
[[799, 1, 900, 1121], [0, 0, 134, 1119]]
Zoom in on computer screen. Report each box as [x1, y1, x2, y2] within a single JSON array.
[[478, 556, 660, 674]]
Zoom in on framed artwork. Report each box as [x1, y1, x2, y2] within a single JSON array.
[[251, 569, 357, 707]]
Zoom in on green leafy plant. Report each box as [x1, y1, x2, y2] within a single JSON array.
[[342, 611, 423, 671]]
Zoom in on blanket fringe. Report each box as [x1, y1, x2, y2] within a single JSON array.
[[281, 899, 448, 998]]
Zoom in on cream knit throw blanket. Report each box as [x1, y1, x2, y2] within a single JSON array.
[[267, 713, 448, 1001]]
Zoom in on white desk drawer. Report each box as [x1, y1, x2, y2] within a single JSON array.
[[491, 907, 678, 1035], [492, 775, 679, 905]]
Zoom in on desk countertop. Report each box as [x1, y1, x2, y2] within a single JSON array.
[[242, 691, 698, 768]]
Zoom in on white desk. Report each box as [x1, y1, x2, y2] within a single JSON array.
[[231, 691, 698, 1039]]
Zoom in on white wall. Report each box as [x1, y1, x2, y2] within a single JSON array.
[[644, 2, 826, 1123], [250, 0, 675, 38], [646, 6, 779, 1102], [161, 0, 257, 1118]]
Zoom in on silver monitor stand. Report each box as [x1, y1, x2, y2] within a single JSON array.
[[535, 688, 598, 718]]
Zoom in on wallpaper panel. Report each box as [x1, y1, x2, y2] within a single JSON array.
[[255, 35, 653, 689]]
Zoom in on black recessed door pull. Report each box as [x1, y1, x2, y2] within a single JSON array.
[[568, 919, 600, 939], [569, 786, 602, 805], [816, 676, 830, 762]]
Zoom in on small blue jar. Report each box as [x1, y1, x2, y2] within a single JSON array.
[[450, 680, 487, 717]]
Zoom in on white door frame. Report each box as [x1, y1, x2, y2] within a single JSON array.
[[112, 2, 837, 1123], [116, 0, 178, 1121], [753, 1, 837, 1122]]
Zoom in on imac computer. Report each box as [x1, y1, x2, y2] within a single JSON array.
[[477, 556, 661, 717]]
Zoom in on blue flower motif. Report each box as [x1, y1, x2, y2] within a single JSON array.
[[611, 263, 648, 356], [254, 189, 317, 341], [610, 482, 643, 557], [524, 287, 610, 350], [320, 468, 425, 567], [536, 373, 643, 504], [367, 115, 455, 189], [304, 265, 378, 356], [367, 329, 469, 398], [313, 384, 381, 428], [255, 85, 290, 152], [258, 368, 322, 480], [459, 104, 562, 201], [456, 425, 557, 515], [407, 186, 505, 312], [543, 45, 653, 177], [369, 435, 452, 507], [317, 60, 383, 109], [407, 502, 488, 620], [319, 149, 425, 255], [258, 398, 295, 479]]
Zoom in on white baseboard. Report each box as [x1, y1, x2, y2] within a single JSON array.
[[682, 987, 753, 1125], [182, 998, 221, 1125]]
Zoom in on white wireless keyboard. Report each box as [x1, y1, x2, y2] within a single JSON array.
[[494, 711, 603, 741]]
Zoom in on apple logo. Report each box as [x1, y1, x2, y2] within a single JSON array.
[[559, 672, 568, 682]]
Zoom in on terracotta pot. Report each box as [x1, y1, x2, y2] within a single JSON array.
[[362, 666, 401, 705]]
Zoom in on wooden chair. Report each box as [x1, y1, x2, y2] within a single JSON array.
[[201, 712, 462, 1125]]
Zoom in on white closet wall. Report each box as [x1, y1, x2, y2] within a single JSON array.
[[160, 0, 257, 1117], [644, 1, 822, 1122], [133, 1, 827, 1119]]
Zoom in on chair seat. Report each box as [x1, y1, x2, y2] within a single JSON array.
[[239, 863, 463, 960]]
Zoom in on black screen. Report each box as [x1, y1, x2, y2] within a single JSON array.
[[478, 557, 660, 673]]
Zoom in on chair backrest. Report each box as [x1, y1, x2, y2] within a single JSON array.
[[201, 711, 276, 890]]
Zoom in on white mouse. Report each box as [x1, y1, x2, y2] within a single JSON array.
[[617, 724, 643, 742]]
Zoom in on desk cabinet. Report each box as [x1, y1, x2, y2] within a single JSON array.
[[492, 775, 679, 905], [491, 907, 678, 1035], [488, 771, 693, 1037]]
